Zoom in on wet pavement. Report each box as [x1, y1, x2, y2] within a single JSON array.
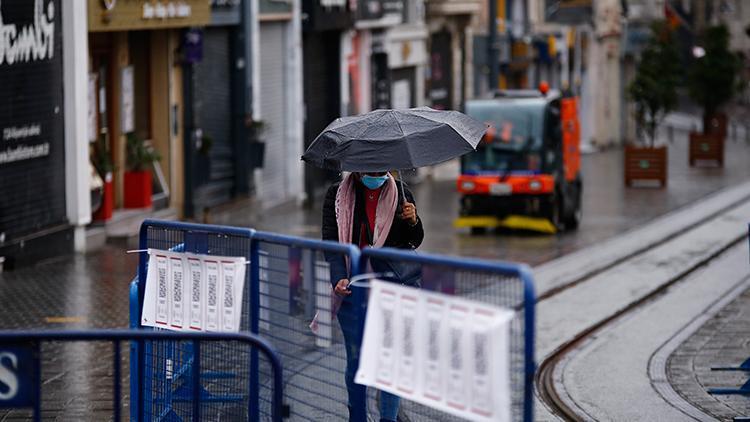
[[1, 118, 750, 419], [668, 278, 750, 420], [212, 125, 750, 266]]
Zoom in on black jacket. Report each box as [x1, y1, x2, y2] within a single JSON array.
[[322, 179, 424, 284]]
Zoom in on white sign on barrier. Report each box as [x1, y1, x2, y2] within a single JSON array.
[[355, 280, 514, 422], [142, 249, 246, 333]]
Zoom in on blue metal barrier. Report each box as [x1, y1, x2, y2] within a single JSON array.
[[360, 247, 536, 422], [131, 221, 364, 421], [0, 329, 284, 422], [130, 220, 537, 421], [131, 220, 260, 421], [251, 230, 363, 421]]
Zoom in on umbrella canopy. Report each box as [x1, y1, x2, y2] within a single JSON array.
[[301, 107, 487, 172]]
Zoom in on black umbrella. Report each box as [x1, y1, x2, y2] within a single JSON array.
[[301, 107, 487, 173]]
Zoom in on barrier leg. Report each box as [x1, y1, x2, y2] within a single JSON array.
[[712, 357, 750, 372], [346, 283, 369, 422], [250, 239, 261, 421], [708, 378, 750, 395]]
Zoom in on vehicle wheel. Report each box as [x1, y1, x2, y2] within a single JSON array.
[[563, 186, 582, 230], [544, 192, 562, 232], [471, 227, 487, 235], [564, 203, 581, 230]]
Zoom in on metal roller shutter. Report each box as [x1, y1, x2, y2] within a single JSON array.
[[258, 22, 292, 207], [193, 27, 235, 208]]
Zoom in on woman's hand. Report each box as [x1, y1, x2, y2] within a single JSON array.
[[334, 279, 352, 297], [400, 201, 418, 226]]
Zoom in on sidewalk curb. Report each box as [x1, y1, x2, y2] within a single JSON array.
[[648, 275, 750, 422], [533, 179, 750, 298]]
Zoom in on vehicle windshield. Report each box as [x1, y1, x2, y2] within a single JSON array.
[[463, 98, 546, 173], [461, 146, 540, 174], [466, 98, 545, 152]]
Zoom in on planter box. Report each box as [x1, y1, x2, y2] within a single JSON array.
[[624, 145, 667, 187], [93, 175, 114, 221], [689, 132, 724, 167], [703, 113, 727, 140], [124, 170, 153, 208]]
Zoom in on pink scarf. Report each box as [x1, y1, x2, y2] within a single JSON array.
[[335, 172, 399, 249], [310, 173, 399, 335]]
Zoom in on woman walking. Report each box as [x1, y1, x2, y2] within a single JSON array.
[[322, 171, 423, 422]]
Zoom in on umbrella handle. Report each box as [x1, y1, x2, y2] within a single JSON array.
[[398, 171, 406, 204]]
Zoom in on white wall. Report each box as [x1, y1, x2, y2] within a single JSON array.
[[63, 0, 91, 252]]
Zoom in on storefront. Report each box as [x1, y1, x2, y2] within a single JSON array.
[[0, 0, 71, 268], [255, 0, 304, 208], [183, 0, 245, 218], [87, 0, 210, 218], [426, 0, 480, 111], [302, 0, 353, 205], [388, 2, 427, 111]]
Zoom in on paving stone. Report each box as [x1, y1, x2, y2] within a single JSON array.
[[668, 286, 750, 418]]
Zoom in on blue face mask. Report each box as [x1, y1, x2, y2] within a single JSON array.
[[361, 174, 388, 190]]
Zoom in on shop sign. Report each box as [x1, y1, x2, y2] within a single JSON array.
[[88, 0, 210, 32], [120, 66, 134, 134], [303, 0, 353, 31], [0, 0, 55, 66], [357, 0, 403, 23], [209, 0, 241, 25], [0, 0, 67, 242], [183, 28, 203, 63], [260, 0, 292, 16], [545, 0, 592, 24], [0, 0, 59, 165]]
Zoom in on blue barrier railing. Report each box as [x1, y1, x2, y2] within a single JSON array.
[[0, 329, 284, 422], [251, 230, 363, 421], [360, 247, 536, 422], [132, 220, 257, 421], [130, 220, 537, 421]]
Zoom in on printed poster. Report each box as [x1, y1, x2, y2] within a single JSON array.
[[355, 280, 514, 422], [141, 249, 246, 332]]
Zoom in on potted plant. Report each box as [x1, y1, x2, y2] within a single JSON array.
[[124, 133, 160, 208], [91, 134, 114, 221], [625, 21, 681, 187], [687, 25, 741, 166]]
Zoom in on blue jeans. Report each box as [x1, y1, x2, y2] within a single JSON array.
[[338, 300, 401, 422]]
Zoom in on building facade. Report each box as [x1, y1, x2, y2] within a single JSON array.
[[301, 0, 354, 204], [0, 0, 78, 268], [254, 0, 305, 208], [425, 0, 480, 111], [86, 0, 212, 217], [183, 0, 252, 218]]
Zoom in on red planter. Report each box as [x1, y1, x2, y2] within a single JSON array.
[[124, 170, 153, 208], [93, 175, 114, 221]]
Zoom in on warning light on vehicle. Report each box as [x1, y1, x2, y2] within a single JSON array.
[[539, 81, 550, 95], [529, 180, 542, 191]]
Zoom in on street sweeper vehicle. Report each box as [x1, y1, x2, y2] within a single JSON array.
[[455, 88, 582, 234]]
